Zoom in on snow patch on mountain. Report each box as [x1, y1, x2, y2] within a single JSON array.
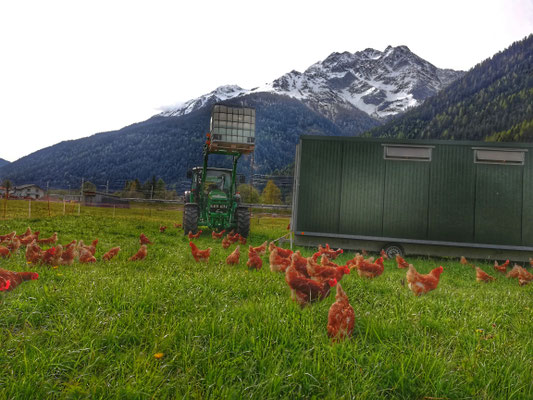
[[159, 45, 464, 120]]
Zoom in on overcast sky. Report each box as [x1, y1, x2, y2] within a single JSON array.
[[1, 0, 532, 162]]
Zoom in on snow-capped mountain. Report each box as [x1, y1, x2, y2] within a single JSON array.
[[160, 45, 464, 121]]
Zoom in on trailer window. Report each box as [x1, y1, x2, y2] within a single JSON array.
[[383, 145, 432, 161], [473, 148, 526, 165]]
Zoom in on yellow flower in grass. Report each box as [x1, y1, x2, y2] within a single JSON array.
[[154, 352, 164, 359], [53, 266, 59, 269], [476, 329, 484, 334]]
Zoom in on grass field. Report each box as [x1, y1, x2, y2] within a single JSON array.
[[0, 206, 532, 399]]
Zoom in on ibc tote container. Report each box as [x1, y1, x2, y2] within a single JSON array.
[[209, 105, 255, 153]]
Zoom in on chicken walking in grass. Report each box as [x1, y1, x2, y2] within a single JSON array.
[[476, 267, 495, 283], [327, 283, 355, 342], [247, 246, 263, 270], [306, 255, 350, 283], [0, 246, 10, 258], [188, 230, 202, 240], [226, 246, 240, 265], [102, 247, 121, 261], [269, 247, 291, 272], [494, 259, 510, 274], [285, 262, 337, 307], [212, 230, 225, 240], [79, 247, 97, 263], [189, 242, 211, 262], [140, 233, 153, 245], [353, 257, 384, 279], [269, 242, 293, 258], [159, 225, 167, 233], [129, 245, 148, 262], [250, 241, 267, 256], [406, 264, 443, 296], [395, 254, 409, 269], [0, 269, 39, 292], [518, 267, 533, 286], [37, 232, 58, 245]]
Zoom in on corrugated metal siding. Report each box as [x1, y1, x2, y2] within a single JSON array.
[[475, 164, 523, 245], [428, 145, 475, 242], [523, 152, 533, 246], [383, 160, 430, 239], [338, 142, 385, 236], [296, 139, 343, 233]]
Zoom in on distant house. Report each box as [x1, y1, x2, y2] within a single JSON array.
[[0, 186, 12, 197], [82, 191, 130, 208], [12, 184, 45, 199]]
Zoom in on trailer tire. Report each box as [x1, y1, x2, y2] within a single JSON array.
[[383, 243, 404, 259], [236, 207, 250, 238], [183, 204, 199, 235]]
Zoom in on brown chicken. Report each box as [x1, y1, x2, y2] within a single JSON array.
[[173, 223, 182, 229], [6, 237, 21, 254], [406, 264, 444, 296], [0, 245, 10, 258], [476, 267, 495, 283], [291, 251, 311, 277], [494, 259, 510, 274], [285, 262, 337, 307], [37, 232, 58, 245], [226, 246, 240, 265], [317, 243, 343, 260], [221, 236, 232, 249], [25, 240, 43, 264], [327, 283, 355, 342], [227, 232, 240, 244], [247, 247, 263, 270], [0, 268, 39, 291], [0, 231, 16, 243], [237, 234, 247, 245], [79, 247, 97, 263], [518, 267, 533, 286], [40, 247, 59, 265], [102, 246, 121, 261], [506, 265, 522, 279], [380, 249, 389, 259], [306, 255, 350, 283], [140, 233, 153, 245], [396, 254, 409, 269], [16, 227, 32, 239], [189, 242, 211, 262], [212, 230, 226, 240], [85, 239, 99, 256], [530, 258, 533, 267], [354, 257, 384, 279], [251, 241, 267, 256], [269, 242, 293, 258], [20, 231, 40, 245], [60, 241, 78, 265], [188, 230, 202, 240], [269, 248, 291, 272], [159, 225, 167, 233], [128, 245, 147, 262]]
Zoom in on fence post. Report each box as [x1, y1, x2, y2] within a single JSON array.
[[113, 204, 116, 218], [63, 199, 66, 215], [78, 202, 81, 216], [28, 199, 31, 218]]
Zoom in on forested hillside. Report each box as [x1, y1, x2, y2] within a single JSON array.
[[369, 35, 533, 141]]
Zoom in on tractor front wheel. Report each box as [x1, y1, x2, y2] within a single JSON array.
[[235, 207, 250, 238], [183, 204, 199, 235]]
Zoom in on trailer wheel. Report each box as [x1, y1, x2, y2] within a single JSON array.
[[383, 243, 403, 258], [235, 207, 250, 238], [183, 203, 199, 235]]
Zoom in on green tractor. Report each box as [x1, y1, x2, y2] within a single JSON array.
[[182, 105, 255, 237]]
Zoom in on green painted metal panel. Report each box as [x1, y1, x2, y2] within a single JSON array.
[[296, 139, 343, 233], [383, 160, 430, 239], [428, 145, 475, 242], [338, 142, 385, 236], [475, 164, 523, 245], [523, 152, 533, 246]]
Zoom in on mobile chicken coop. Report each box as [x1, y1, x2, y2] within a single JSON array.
[[291, 136, 533, 261]]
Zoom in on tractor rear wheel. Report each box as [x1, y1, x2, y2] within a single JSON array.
[[235, 207, 250, 238], [183, 204, 199, 235]]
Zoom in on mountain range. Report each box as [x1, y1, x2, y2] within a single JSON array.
[[0, 159, 9, 169], [2, 36, 531, 191]]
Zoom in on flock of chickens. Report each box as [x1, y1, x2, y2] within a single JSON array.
[[0, 227, 152, 291], [1, 224, 532, 342]]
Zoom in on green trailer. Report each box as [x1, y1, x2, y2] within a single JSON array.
[[291, 136, 533, 261]]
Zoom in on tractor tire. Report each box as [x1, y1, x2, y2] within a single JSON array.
[[183, 204, 199, 235], [235, 207, 250, 238]]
